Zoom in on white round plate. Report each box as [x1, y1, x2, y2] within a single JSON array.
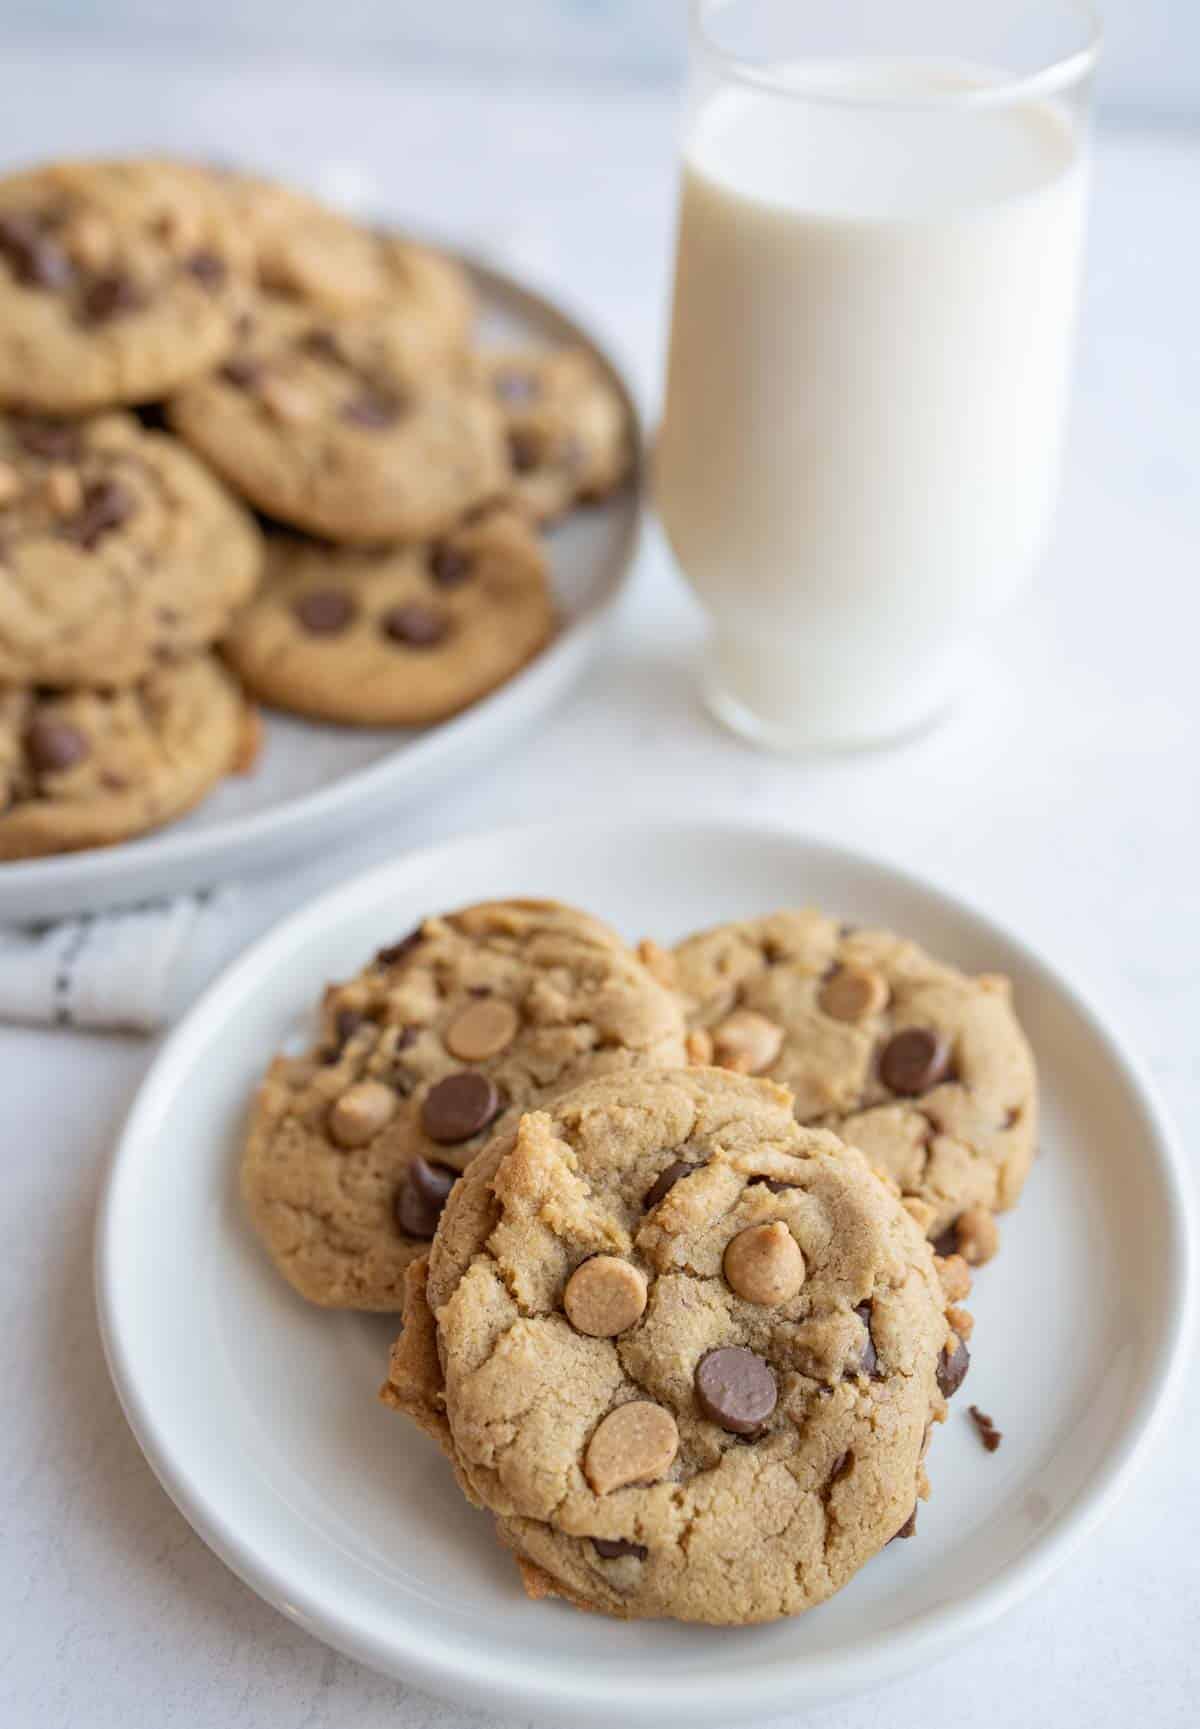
[[0, 259, 642, 924], [96, 822, 1194, 1724]]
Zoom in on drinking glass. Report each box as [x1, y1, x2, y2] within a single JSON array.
[[656, 0, 1102, 752]]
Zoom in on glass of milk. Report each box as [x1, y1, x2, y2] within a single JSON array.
[[656, 0, 1102, 752]]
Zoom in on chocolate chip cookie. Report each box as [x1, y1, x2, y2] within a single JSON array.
[[660, 910, 1037, 1263], [481, 347, 634, 522], [168, 297, 507, 542], [381, 1067, 970, 1624], [240, 900, 688, 1310], [0, 409, 263, 687], [0, 158, 249, 412], [223, 505, 553, 727], [0, 653, 255, 859]]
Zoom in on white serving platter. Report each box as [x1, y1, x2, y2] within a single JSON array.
[[95, 821, 1194, 1724], [0, 259, 643, 923]]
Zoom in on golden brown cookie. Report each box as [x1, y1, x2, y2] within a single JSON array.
[[223, 506, 553, 727], [481, 346, 633, 522], [240, 900, 688, 1310], [0, 653, 254, 859], [664, 910, 1037, 1260], [381, 1067, 970, 1624], [0, 409, 263, 687], [0, 158, 250, 412], [168, 295, 507, 543]]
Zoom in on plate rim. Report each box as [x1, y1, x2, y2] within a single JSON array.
[[0, 253, 644, 921], [94, 818, 1197, 1721]]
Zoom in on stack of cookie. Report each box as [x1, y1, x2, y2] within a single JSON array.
[[241, 898, 1036, 1625], [0, 158, 633, 858]]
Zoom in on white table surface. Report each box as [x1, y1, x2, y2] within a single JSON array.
[[1, 60, 1198, 1729]]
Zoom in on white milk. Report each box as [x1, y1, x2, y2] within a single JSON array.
[[656, 65, 1089, 747]]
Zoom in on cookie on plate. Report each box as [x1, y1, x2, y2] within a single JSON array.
[[381, 1066, 971, 1625], [223, 505, 554, 727], [203, 168, 475, 344], [169, 297, 507, 542], [481, 347, 633, 522], [0, 410, 263, 687], [240, 900, 688, 1310], [660, 910, 1037, 1264], [0, 158, 249, 412], [0, 653, 255, 860]]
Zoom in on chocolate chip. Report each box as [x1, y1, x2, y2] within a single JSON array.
[[11, 416, 82, 462], [0, 212, 73, 291], [968, 1404, 1002, 1453], [25, 716, 88, 773], [341, 388, 403, 428], [507, 428, 541, 473], [429, 544, 473, 588], [335, 1008, 365, 1046], [879, 1027, 952, 1096], [931, 1222, 959, 1259], [393, 1023, 419, 1051], [381, 605, 448, 648], [421, 1071, 501, 1144], [854, 1301, 881, 1378], [643, 1159, 700, 1209], [376, 930, 422, 967], [591, 1537, 647, 1562], [185, 249, 226, 289], [493, 368, 540, 405], [293, 588, 355, 634], [890, 1506, 918, 1541], [301, 326, 341, 362], [221, 356, 264, 390], [938, 1335, 970, 1399], [79, 271, 145, 325], [64, 479, 133, 549], [694, 1346, 777, 1435], [749, 1176, 793, 1195], [395, 1156, 457, 1239], [828, 1449, 854, 1485]]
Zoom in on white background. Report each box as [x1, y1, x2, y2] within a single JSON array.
[[0, 17, 1199, 1729]]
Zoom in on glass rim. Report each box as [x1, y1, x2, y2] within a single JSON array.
[[690, 0, 1103, 110]]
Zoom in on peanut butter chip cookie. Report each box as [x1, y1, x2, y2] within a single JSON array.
[[0, 158, 250, 411], [481, 346, 633, 522], [240, 900, 688, 1310], [0, 653, 253, 859], [168, 296, 507, 542], [381, 1068, 967, 1624], [667, 909, 1038, 1257], [0, 409, 263, 686], [223, 506, 553, 726]]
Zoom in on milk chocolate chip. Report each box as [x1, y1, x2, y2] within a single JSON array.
[[430, 544, 473, 588], [25, 716, 88, 774], [643, 1158, 700, 1209], [591, 1537, 647, 1562], [879, 1027, 952, 1095], [381, 604, 448, 648], [937, 1335, 970, 1399], [395, 1156, 457, 1239], [293, 588, 355, 634], [694, 1346, 777, 1435], [421, 1071, 501, 1143]]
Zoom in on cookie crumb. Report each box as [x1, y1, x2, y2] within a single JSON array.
[[968, 1404, 1002, 1453]]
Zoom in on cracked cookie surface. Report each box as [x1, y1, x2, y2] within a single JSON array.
[[0, 652, 252, 858], [168, 295, 506, 543], [0, 158, 250, 412], [223, 505, 553, 726], [663, 910, 1037, 1260], [0, 409, 263, 686], [240, 900, 688, 1311], [481, 346, 633, 523], [382, 1066, 967, 1624]]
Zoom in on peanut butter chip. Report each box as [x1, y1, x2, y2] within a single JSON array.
[[723, 1221, 805, 1306], [584, 1401, 678, 1495], [45, 465, 83, 516], [819, 965, 889, 1022], [954, 1206, 1000, 1266], [328, 1079, 396, 1148], [564, 1256, 647, 1337], [444, 996, 519, 1061], [0, 461, 21, 506], [712, 1008, 783, 1075]]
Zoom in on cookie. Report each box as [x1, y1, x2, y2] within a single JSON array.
[[0, 409, 263, 687], [240, 900, 688, 1310], [381, 1067, 970, 1625], [169, 297, 507, 542], [223, 505, 554, 727], [205, 169, 475, 344], [0, 653, 254, 859], [661, 910, 1037, 1263], [0, 158, 249, 412], [482, 347, 633, 522]]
